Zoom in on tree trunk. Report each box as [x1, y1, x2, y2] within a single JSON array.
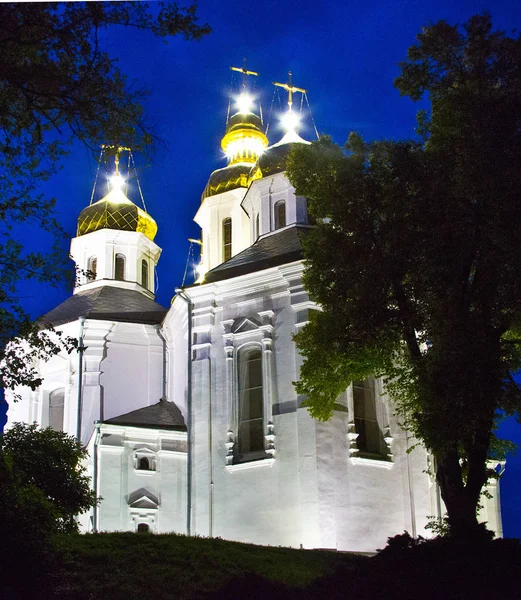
[[435, 425, 492, 539]]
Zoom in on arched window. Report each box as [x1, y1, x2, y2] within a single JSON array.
[[274, 200, 286, 230], [49, 388, 65, 432], [238, 347, 264, 459], [87, 256, 97, 281], [353, 379, 385, 456], [222, 218, 232, 262], [141, 259, 149, 289], [115, 253, 125, 281], [137, 523, 150, 533], [138, 457, 150, 471]]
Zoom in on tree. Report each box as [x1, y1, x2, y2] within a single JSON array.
[[1, 422, 97, 532], [0, 2, 210, 399], [286, 14, 521, 537]]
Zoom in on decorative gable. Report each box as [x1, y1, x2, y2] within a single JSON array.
[[128, 488, 159, 509], [231, 316, 261, 334]]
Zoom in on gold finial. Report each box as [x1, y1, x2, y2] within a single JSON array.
[[230, 58, 259, 90], [273, 72, 306, 111]]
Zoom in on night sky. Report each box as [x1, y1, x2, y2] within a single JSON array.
[[6, 0, 521, 538]]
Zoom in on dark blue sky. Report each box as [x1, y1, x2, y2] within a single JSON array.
[[8, 0, 521, 538]]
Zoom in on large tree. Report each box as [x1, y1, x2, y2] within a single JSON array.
[[0, 2, 210, 399], [287, 14, 521, 537]]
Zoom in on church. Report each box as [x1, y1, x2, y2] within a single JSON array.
[[6, 73, 503, 552]]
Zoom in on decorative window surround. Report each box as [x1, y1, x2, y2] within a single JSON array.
[[133, 446, 157, 472], [349, 456, 394, 470], [225, 457, 275, 472], [347, 378, 394, 464], [222, 312, 276, 466], [130, 510, 157, 533]]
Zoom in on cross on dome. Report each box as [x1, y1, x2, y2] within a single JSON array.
[[273, 72, 306, 132], [230, 59, 259, 115]]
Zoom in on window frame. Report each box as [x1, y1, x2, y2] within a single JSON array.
[[87, 256, 97, 281], [115, 253, 126, 281], [141, 258, 149, 289], [49, 387, 65, 432], [274, 200, 286, 230], [222, 217, 232, 262], [352, 378, 389, 460], [235, 343, 266, 463]]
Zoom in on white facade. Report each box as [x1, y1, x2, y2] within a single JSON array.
[[6, 109, 503, 551]]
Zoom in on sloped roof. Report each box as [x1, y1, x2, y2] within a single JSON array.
[[104, 400, 186, 431], [40, 285, 168, 328], [200, 225, 311, 284]]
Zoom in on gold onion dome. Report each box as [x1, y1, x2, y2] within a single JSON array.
[[202, 109, 268, 200], [77, 187, 158, 241]]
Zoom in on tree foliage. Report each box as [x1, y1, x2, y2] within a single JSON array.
[[0, 2, 210, 392], [1, 422, 97, 532], [287, 13, 521, 537]]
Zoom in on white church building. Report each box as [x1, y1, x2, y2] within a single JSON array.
[[7, 80, 503, 552]]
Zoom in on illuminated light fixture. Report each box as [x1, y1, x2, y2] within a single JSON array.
[[224, 137, 266, 162], [281, 109, 300, 132], [109, 172, 125, 190], [195, 261, 207, 283], [236, 93, 253, 114]]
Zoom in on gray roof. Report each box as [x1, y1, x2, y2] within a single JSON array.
[[40, 285, 168, 328], [200, 225, 311, 284], [104, 400, 186, 431]]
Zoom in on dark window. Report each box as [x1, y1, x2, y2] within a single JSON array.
[[141, 259, 149, 289], [138, 457, 150, 470], [238, 347, 264, 459], [137, 523, 150, 533], [256, 213, 260, 240], [115, 254, 125, 281], [87, 257, 97, 280], [353, 379, 384, 456], [222, 218, 232, 261], [49, 388, 65, 432], [274, 201, 286, 229]]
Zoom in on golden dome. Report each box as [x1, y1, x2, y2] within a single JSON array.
[[202, 109, 268, 200], [77, 188, 158, 241]]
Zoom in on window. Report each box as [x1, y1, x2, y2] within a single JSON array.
[[87, 256, 97, 281], [49, 388, 65, 432], [137, 523, 150, 533], [115, 253, 125, 281], [138, 457, 150, 470], [222, 218, 232, 262], [255, 213, 260, 240], [237, 347, 264, 460], [274, 200, 286, 230], [353, 379, 385, 456], [141, 259, 149, 289]]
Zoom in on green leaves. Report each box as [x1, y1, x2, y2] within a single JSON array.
[[288, 13, 521, 535], [1, 422, 97, 532]]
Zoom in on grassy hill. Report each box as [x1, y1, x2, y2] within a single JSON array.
[[51, 532, 363, 599], [15, 532, 520, 600]]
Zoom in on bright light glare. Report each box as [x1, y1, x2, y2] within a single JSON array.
[[236, 93, 253, 114], [110, 173, 125, 190], [281, 110, 300, 132], [225, 138, 265, 161]]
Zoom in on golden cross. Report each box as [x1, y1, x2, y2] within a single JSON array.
[[273, 71, 306, 110], [230, 58, 259, 89], [101, 144, 131, 174]]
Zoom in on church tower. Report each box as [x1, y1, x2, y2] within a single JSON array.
[[70, 148, 161, 296], [195, 84, 269, 276]]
